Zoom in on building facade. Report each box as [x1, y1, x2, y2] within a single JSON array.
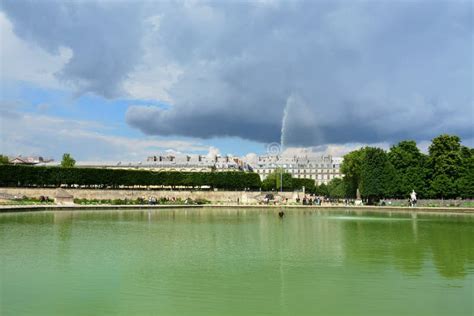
[[10, 156, 54, 165], [37, 154, 250, 172], [142, 154, 250, 172], [34, 153, 343, 185], [251, 155, 343, 185]]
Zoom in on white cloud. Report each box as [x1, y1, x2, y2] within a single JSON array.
[[206, 146, 221, 158], [0, 109, 208, 161], [122, 14, 183, 103], [281, 143, 390, 158], [0, 12, 72, 89]]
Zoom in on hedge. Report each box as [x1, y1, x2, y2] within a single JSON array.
[[0, 165, 262, 190]]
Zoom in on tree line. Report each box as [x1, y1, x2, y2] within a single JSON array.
[[0, 165, 262, 190], [331, 134, 473, 202], [260, 168, 315, 192], [1, 134, 471, 199]]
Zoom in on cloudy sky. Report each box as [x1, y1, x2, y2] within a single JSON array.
[[0, 0, 472, 161]]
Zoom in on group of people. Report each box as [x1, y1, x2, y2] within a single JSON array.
[[135, 196, 180, 205], [261, 195, 327, 205], [296, 196, 323, 205], [39, 195, 51, 202]]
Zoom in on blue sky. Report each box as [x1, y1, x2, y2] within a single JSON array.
[[0, 1, 472, 161]]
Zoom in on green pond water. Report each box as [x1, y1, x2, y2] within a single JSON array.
[[0, 208, 473, 316]]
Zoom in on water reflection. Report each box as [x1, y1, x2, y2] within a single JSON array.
[[1, 208, 473, 281], [337, 212, 474, 279], [54, 212, 74, 269]]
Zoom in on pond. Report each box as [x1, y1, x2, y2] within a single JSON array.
[[0, 208, 473, 315]]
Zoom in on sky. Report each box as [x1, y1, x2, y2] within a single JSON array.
[[0, 0, 472, 161]]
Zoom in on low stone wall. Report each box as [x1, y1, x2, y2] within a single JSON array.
[[384, 198, 472, 207], [0, 187, 298, 204], [1, 188, 471, 207], [1, 204, 474, 214]]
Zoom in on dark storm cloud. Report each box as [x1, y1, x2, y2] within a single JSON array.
[[127, 1, 473, 146], [3, 1, 473, 146], [1, 0, 144, 98]]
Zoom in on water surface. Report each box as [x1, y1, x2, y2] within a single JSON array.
[[1, 208, 473, 315]]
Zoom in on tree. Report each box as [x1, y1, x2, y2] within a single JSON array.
[[327, 178, 346, 199], [61, 153, 76, 168], [388, 140, 428, 198], [0, 155, 10, 165], [359, 147, 394, 204], [428, 135, 462, 178], [340, 149, 365, 198], [427, 135, 463, 198], [315, 183, 329, 197], [292, 178, 316, 192], [456, 147, 474, 198], [261, 168, 293, 191], [389, 141, 424, 170], [430, 174, 456, 199]]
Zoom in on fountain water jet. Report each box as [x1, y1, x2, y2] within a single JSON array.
[[280, 94, 298, 154], [280, 103, 289, 153]]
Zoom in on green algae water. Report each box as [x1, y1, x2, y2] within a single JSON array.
[[1, 208, 473, 316]]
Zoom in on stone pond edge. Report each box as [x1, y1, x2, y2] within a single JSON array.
[[1, 204, 473, 215]]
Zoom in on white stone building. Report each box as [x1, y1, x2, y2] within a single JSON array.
[[251, 155, 343, 185], [34, 153, 342, 185], [37, 154, 250, 172], [143, 154, 250, 172], [10, 156, 54, 165]]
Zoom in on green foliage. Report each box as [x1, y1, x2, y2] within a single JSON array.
[[261, 168, 316, 192], [326, 178, 346, 198], [427, 134, 466, 198], [61, 153, 76, 168], [339, 134, 473, 200], [341, 146, 396, 201], [389, 141, 424, 170], [262, 168, 293, 191], [0, 196, 54, 205], [0, 165, 262, 190], [292, 178, 315, 192], [456, 149, 474, 198], [314, 183, 329, 196], [359, 147, 395, 203], [388, 140, 428, 197], [430, 174, 457, 199], [428, 135, 462, 178], [0, 155, 9, 165], [340, 149, 365, 198]]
